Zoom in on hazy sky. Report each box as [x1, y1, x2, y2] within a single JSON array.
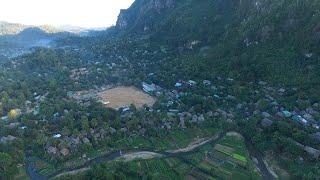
[[0, 0, 134, 28]]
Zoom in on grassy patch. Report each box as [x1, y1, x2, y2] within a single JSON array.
[[14, 166, 29, 180], [232, 153, 247, 163]]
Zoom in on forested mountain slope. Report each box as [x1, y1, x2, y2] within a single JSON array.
[[116, 0, 320, 90]]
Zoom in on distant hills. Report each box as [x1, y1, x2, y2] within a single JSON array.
[[0, 21, 107, 45], [0, 21, 107, 59], [0, 22, 78, 58], [0, 21, 102, 36], [0, 21, 62, 35], [0, 26, 71, 49]]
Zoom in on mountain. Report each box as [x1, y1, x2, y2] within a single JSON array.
[[0, 23, 74, 59], [0, 26, 72, 48], [0, 21, 27, 35], [115, 0, 320, 87], [116, 0, 177, 32], [0, 21, 61, 35]]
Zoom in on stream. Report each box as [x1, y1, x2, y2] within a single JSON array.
[[26, 132, 275, 180], [245, 139, 276, 180]]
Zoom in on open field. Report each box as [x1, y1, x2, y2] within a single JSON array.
[[97, 86, 156, 109]]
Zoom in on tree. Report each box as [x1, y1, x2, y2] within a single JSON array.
[[90, 118, 99, 128], [8, 109, 20, 120], [0, 152, 17, 179], [81, 116, 90, 131]]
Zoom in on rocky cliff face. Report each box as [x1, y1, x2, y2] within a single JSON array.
[[116, 0, 176, 31], [147, 0, 175, 12], [117, 10, 129, 29]]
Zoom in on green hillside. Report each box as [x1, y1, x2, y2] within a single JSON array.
[[116, 0, 320, 89]]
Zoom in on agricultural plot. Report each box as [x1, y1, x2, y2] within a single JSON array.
[[213, 134, 248, 165], [14, 166, 29, 180], [45, 127, 219, 179], [56, 132, 260, 179], [99, 158, 184, 179], [181, 133, 260, 180], [112, 127, 219, 151], [155, 127, 219, 150], [121, 158, 193, 179], [30, 159, 56, 176]]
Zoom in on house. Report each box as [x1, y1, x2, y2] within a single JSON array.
[[20, 126, 27, 130], [305, 53, 313, 58], [33, 106, 40, 115], [53, 134, 62, 138], [167, 101, 174, 107], [292, 115, 309, 125], [175, 82, 182, 88], [169, 109, 179, 113], [213, 94, 221, 99], [203, 80, 211, 86], [142, 82, 156, 93], [188, 80, 197, 86], [1, 116, 8, 121], [282, 111, 292, 118], [121, 107, 131, 113], [313, 124, 320, 129], [301, 118, 308, 124], [98, 100, 110, 105], [261, 118, 273, 128], [103, 101, 110, 105], [123, 107, 130, 112], [0, 135, 17, 143], [53, 112, 60, 118]]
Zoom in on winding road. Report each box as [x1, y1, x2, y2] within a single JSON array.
[[27, 132, 276, 180]]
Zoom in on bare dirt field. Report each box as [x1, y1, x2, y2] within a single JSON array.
[[97, 86, 156, 109], [166, 134, 220, 154], [117, 151, 163, 162]]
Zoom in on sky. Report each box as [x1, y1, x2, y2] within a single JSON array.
[[0, 0, 134, 28]]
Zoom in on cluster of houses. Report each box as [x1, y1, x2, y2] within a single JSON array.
[[0, 91, 49, 137], [280, 110, 320, 129], [174, 79, 212, 88], [142, 76, 320, 160], [46, 127, 115, 157], [142, 82, 157, 94], [69, 67, 90, 81]]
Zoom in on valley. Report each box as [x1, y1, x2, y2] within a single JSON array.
[[0, 0, 320, 179]]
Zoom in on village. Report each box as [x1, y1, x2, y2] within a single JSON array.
[[3, 70, 319, 161], [0, 32, 319, 179], [1, 53, 320, 159]]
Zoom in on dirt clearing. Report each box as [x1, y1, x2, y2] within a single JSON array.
[[166, 134, 220, 153], [117, 151, 163, 162], [97, 86, 156, 109]]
